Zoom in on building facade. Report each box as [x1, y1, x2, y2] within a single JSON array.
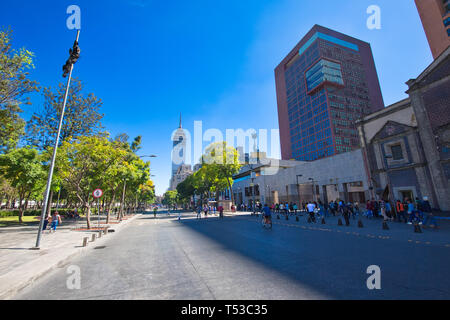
[[406, 46, 450, 211], [415, 0, 450, 60], [232, 150, 369, 207], [169, 164, 193, 191], [358, 46, 450, 212], [275, 25, 384, 162]]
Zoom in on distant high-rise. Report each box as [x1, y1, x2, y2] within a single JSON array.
[[275, 25, 384, 161], [415, 0, 450, 59], [171, 114, 186, 177]]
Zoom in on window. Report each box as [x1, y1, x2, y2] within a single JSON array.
[[305, 59, 344, 93], [391, 145, 404, 160], [444, 17, 450, 27]]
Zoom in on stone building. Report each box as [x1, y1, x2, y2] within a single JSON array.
[[357, 46, 450, 211], [169, 164, 193, 191]]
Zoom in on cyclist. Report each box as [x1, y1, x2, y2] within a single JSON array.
[[153, 206, 158, 218], [262, 204, 272, 227]]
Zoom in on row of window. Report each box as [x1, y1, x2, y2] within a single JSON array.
[[293, 146, 335, 161], [305, 59, 344, 92], [335, 127, 359, 138]]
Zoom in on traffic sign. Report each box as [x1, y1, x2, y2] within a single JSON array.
[[93, 189, 103, 198]]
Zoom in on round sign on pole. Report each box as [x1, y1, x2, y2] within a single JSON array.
[[93, 189, 103, 198]]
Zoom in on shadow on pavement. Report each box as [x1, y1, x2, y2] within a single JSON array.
[[174, 213, 450, 299]]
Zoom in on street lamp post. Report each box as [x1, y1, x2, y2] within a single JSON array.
[[34, 30, 81, 249], [296, 175, 303, 206], [249, 164, 256, 214]]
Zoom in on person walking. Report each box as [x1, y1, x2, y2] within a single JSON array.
[[421, 197, 438, 229], [396, 200, 406, 223], [342, 203, 351, 226], [380, 200, 388, 221], [219, 205, 224, 219], [42, 215, 50, 233], [49, 211, 62, 233], [407, 199, 415, 224]]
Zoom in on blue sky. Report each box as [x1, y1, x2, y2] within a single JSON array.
[[1, 0, 433, 195]]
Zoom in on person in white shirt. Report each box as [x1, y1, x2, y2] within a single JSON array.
[[307, 202, 316, 222]]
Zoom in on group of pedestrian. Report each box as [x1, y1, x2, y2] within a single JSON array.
[[195, 205, 224, 219]]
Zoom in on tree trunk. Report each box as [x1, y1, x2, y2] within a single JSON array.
[[119, 181, 126, 220], [85, 204, 91, 229], [107, 192, 116, 224], [226, 178, 235, 206], [18, 196, 24, 223]]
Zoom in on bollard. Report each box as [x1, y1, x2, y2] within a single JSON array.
[[321, 218, 326, 224], [91, 234, 96, 242], [98, 231, 102, 238], [296, 216, 299, 222], [103, 228, 108, 235], [277, 215, 280, 220], [82, 237, 89, 247], [414, 223, 422, 233], [358, 220, 364, 228], [338, 218, 343, 226], [307, 217, 312, 223], [286, 215, 289, 221], [382, 221, 389, 230]]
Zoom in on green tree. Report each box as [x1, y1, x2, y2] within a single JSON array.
[[138, 180, 155, 208], [25, 79, 104, 150], [176, 174, 195, 207], [0, 29, 39, 152], [56, 135, 118, 229], [0, 148, 46, 222], [162, 190, 178, 209], [202, 142, 241, 205]]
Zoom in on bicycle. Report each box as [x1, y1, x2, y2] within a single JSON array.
[[262, 215, 273, 229]]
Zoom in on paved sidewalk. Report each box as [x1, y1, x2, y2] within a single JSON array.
[[0, 214, 141, 300]]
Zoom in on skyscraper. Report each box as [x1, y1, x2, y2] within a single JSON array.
[[275, 25, 384, 161], [415, 0, 450, 60], [171, 114, 187, 176]]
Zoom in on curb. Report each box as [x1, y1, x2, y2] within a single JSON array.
[[0, 214, 141, 300]]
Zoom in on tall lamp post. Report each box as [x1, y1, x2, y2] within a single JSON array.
[[35, 30, 81, 249], [296, 175, 303, 206], [249, 164, 257, 214]]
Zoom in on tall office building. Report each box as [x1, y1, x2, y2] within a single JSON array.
[[275, 25, 384, 161], [415, 0, 450, 59], [171, 114, 187, 176]]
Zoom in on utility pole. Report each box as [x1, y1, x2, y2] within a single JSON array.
[[34, 30, 81, 249]]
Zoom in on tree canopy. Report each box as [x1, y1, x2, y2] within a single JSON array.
[[26, 79, 104, 150], [0, 29, 39, 152]]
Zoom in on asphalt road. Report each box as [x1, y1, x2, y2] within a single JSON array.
[[15, 211, 450, 300]]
